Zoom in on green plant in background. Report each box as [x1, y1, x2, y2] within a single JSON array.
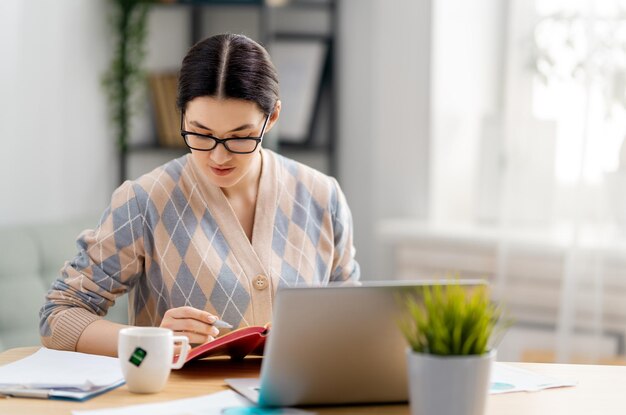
[[102, 0, 153, 184], [399, 283, 508, 356]]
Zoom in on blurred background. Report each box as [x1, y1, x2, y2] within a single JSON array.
[[3, 0, 626, 365]]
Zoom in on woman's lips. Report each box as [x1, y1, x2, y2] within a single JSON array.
[[210, 166, 235, 176]]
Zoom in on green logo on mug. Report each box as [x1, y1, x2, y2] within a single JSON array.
[[129, 347, 147, 366]]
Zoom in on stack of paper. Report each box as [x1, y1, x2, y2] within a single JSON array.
[[490, 362, 577, 394], [0, 348, 125, 400]]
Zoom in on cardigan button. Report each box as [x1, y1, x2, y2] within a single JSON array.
[[254, 274, 268, 291]]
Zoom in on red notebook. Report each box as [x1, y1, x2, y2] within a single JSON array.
[[182, 324, 270, 364]]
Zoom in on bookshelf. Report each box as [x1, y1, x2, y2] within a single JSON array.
[[123, 0, 337, 181]]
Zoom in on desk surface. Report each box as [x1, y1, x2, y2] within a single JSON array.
[[0, 347, 625, 414]]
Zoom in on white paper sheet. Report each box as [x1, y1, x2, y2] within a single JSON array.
[[72, 390, 316, 415], [72, 390, 251, 415], [0, 348, 123, 390], [490, 363, 577, 394]]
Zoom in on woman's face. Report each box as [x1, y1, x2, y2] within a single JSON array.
[[183, 97, 279, 190]]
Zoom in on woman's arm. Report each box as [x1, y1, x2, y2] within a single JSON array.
[[40, 181, 145, 353], [76, 320, 129, 357], [76, 307, 221, 357], [329, 178, 361, 283]]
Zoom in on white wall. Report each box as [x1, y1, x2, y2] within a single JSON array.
[[0, 4, 195, 226], [429, 0, 504, 224], [337, 0, 505, 278], [0, 0, 114, 226], [338, 0, 432, 279], [337, 0, 377, 279]]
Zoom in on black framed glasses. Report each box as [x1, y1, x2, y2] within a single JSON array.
[[180, 112, 270, 154]]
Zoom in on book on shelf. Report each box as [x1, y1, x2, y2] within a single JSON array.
[[148, 72, 185, 148], [179, 324, 270, 365]]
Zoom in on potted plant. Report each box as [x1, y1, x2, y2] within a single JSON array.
[[399, 282, 506, 415]]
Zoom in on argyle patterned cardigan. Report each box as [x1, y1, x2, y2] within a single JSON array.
[[39, 149, 360, 351]]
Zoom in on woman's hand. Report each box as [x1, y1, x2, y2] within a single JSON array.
[[160, 306, 220, 345]]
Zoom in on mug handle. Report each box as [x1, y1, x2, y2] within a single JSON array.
[[171, 336, 190, 370]]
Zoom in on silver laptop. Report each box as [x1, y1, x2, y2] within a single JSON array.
[[226, 280, 485, 407]]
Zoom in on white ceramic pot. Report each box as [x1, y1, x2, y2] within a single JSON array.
[[406, 348, 495, 415]]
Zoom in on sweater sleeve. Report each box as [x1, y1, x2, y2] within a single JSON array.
[[39, 181, 145, 351], [329, 178, 361, 283]]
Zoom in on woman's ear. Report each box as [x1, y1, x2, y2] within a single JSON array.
[[265, 100, 281, 133]]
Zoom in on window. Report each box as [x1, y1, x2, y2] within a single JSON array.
[[533, 0, 626, 186]]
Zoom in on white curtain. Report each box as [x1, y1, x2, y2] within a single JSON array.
[[492, 0, 626, 363]]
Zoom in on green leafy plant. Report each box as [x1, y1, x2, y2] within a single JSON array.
[[102, 0, 153, 183], [399, 283, 507, 356]]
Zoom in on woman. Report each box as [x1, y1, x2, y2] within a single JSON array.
[[39, 33, 360, 357]]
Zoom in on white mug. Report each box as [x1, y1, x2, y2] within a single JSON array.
[[118, 327, 190, 394]]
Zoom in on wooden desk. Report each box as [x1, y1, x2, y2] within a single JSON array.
[[1, 347, 625, 414]]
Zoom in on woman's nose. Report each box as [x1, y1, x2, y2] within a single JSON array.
[[209, 143, 232, 165]]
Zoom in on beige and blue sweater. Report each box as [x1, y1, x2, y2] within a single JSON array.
[[39, 149, 360, 351]]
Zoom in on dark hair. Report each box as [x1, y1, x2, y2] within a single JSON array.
[[177, 33, 279, 115]]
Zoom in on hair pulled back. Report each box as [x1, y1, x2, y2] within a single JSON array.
[[177, 33, 279, 116]]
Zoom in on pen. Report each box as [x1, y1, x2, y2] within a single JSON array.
[[0, 388, 50, 399], [212, 319, 233, 329]]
